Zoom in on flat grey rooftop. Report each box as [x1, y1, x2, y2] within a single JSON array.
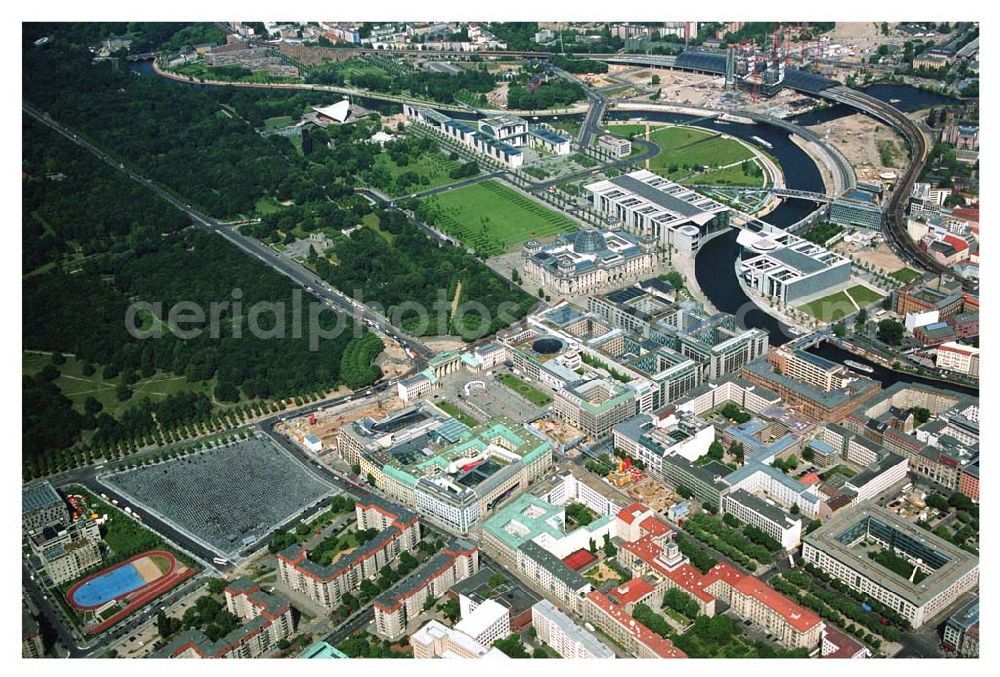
[[803, 504, 979, 607], [608, 174, 705, 218], [769, 247, 828, 275]]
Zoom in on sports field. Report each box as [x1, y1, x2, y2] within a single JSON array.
[[68, 552, 174, 609], [798, 285, 885, 322], [420, 180, 577, 256]]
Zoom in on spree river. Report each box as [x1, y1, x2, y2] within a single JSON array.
[[569, 108, 827, 346], [790, 83, 959, 126], [131, 63, 949, 357], [807, 341, 977, 396]]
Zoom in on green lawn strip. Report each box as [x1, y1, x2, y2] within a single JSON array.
[[435, 400, 479, 427], [545, 118, 581, 136], [23, 353, 217, 419], [362, 212, 394, 244], [601, 123, 650, 138], [686, 163, 765, 188], [263, 115, 295, 129], [371, 151, 463, 197], [498, 373, 552, 406], [845, 284, 885, 307], [254, 197, 286, 215]]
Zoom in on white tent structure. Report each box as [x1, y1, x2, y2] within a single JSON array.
[[312, 99, 351, 123]]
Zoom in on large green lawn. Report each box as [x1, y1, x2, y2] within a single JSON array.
[[647, 126, 755, 179], [797, 285, 884, 322], [23, 353, 217, 420], [798, 291, 854, 322], [605, 124, 755, 180], [371, 151, 462, 197], [420, 180, 577, 256], [846, 284, 886, 307], [686, 163, 765, 188]]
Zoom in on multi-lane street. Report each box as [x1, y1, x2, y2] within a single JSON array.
[[22, 101, 434, 365]]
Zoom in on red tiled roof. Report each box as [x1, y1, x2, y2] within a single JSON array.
[[952, 208, 979, 223], [943, 235, 970, 252], [800, 472, 821, 485], [621, 534, 660, 559], [822, 626, 866, 658], [617, 503, 649, 525], [939, 343, 976, 356], [631, 540, 820, 633], [663, 563, 716, 604], [607, 577, 655, 606], [586, 591, 687, 658], [732, 575, 822, 633], [639, 515, 671, 538]]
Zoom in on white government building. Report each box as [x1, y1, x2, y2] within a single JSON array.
[[585, 169, 731, 252]]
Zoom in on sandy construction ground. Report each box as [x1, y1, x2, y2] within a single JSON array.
[[485, 80, 509, 108], [281, 394, 406, 457], [611, 472, 678, 514], [579, 72, 617, 89], [806, 112, 910, 180], [376, 339, 413, 380], [421, 336, 469, 352], [534, 416, 585, 448], [381, 111, 409, 131], [834, 239, 909, 275], [644, 69, 725, 107]]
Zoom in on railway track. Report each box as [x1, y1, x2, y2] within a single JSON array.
[[821, 86, 975, 292]]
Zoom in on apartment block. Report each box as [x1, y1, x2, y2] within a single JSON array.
[[373, 540, 479, 640], [277, 497, 420, 608], [531, 599, 614, 659], [154, 579, 295, 658]]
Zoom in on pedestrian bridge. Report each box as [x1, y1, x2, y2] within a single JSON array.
[[687, 186, 833, 203], [772, 188, 834, 203]]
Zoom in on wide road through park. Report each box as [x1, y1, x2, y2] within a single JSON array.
[[21, 101, 434, 364]]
